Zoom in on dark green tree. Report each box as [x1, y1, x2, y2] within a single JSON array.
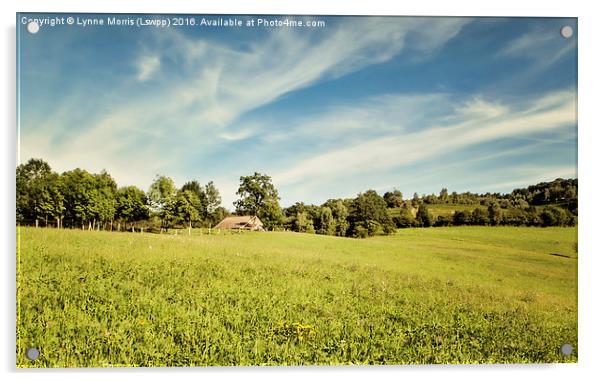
[[116, 186, 149, 231], [60, 168, 97, 229], [453, 210, 471, 226], [16, 158, 63, 227], [182, 180, 208, 219], [36, 173, 64, 228], [234, 172, 283, 230], [411, 192, 421, 207], [434, 215, 453, 227], [210, 206, 230, 228], [383, 189, 403, 208], [395, 204, 416, 228], [439, 188, 449, 203], [472, 208, 489, 226], [89, 170, 118, 230], [349, 190, 395, 236], [415, 204, 433, 227], [488, 202, 502, 226], [540, 206, 569, 227], [175, 189, 202, 233]]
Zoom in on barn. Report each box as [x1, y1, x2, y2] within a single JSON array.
[[215, 215, 264, 231]]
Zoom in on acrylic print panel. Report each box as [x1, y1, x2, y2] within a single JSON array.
[[16, 14, 577, 367]]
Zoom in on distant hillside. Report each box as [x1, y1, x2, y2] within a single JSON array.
[[387, 178, 577, 229]]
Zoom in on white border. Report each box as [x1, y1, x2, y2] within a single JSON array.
[[2, 1, 601, 381]]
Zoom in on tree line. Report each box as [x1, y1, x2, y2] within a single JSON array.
[[16, 159, 227, 232], [16, 158, 577, 238]]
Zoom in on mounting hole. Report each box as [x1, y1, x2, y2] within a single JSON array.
[[25, 347, 39, 361], [26, 21, 40, 34], [560, 343, 573, 356], [560, 25, 573, 39]]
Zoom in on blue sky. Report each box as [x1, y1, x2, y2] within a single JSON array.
[[18, 15, 577, 208]]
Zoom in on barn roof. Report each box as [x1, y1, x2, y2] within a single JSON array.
[[215, 215, 264, 230]]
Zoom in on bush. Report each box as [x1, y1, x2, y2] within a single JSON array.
[[352, 224, 369, 238], [382, 221, 397, 235], [366, 220, 384, 236], [416, 205, 433, 227], [396, 207, 416, 228], [472, 208, 489, 226], [540, 206, 569, 227], [453, 210, 471, 226], [434, 215, 453, 227]]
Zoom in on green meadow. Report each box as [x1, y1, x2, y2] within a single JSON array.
[[17, 226, 577, 367]]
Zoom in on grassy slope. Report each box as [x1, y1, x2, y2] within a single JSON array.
[[17, 226, 577, 367]]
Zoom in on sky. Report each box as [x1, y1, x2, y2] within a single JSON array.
[[17, 15, 577, 208]]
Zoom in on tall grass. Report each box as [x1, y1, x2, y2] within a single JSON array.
[[17, 226, 577, 367]]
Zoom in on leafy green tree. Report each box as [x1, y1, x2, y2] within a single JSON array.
[[116, 186, 149, 230], [453, 210, 471, 226], [540, 206, 569, 227], [234, 172, 283, 230], [367, 220, 386, 236], [317, 206, 336, 235], [58, 169, 117, 230], [450, 191, 459, 204], [525, 207, 542, 226], [283, 202, 306, 232], [175, 189, 202, 233], [472, 208, 489, 225], [16, 159, 48, 224], [434, 215, 453, 227], [180, 180, 222, 226], [423, 194, 437, 204], [439, 188, 449, 203], [349, 190, 395, 236], [394, 204, 416, 228], [383, 189, 403, 208], [488, 202, 502, 226], [415, 204, 433, 227], [411, 192, 421, 207], [205, 181, 222, 215], [284, 202, 306, 217], [16, 158, 63, 227], [181, 180, 203, 197], [352, 223, 369, 238], [32, 172, 64, 228], [60, 168, 98, 229], [89, 171, 118, 230], [260, 199, 284, 231], [293, 211, 315, 234], [323, 199, 349, 236], [210, 206, 230, 227], [182, 180, 208, 219], [148, 175, 177, 229]]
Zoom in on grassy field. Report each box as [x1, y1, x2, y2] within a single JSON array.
[[16, 226, 577, 367]]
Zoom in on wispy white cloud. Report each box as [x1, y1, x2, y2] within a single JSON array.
[[492, 24, 576, 92], [20, 17, 577, 209], [136, 55, 160, 81], [479, 165, 577, 192], [148, 17, 468, 130], [20, 17, 470, 197], [218, 128, 254, 141], [271, 90, 576, 187]]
